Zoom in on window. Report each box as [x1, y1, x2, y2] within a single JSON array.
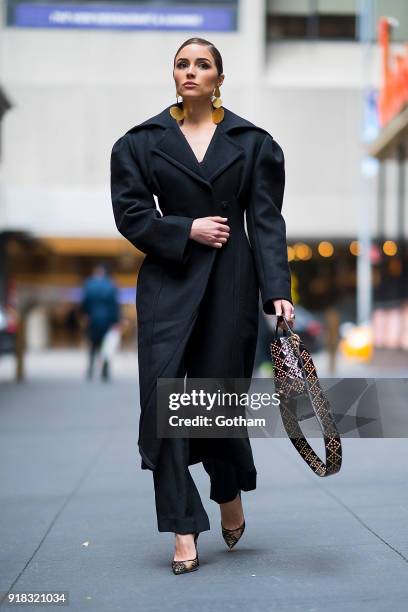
[[267, 0, 357, 41], [267, 0, 408, 42]]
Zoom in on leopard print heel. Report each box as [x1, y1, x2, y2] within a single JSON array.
[[171, 533, 199, 575], [221, 519, 245, 550], [221, 491, 245, 550]]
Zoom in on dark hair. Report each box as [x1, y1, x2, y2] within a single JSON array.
[[173, 37, 223, 75]]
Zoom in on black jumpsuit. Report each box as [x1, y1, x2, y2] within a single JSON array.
[[152, 158, 258, 534]]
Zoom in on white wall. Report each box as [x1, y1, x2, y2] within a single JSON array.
[[263, 41, 407, 239]]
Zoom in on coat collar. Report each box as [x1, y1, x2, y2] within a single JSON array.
[[126, 104, 267, 189]]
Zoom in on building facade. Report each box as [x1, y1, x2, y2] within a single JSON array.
[[0, 0, 406, 348]]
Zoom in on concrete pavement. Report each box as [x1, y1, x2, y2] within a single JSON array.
[[1, 349, 408, 610]]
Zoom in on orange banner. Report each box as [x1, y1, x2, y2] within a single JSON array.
[[378, 16, 408, 126]]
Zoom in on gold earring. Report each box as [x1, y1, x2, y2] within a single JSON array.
[[169, 92, 185, 121], [212, 85, 224, 124]]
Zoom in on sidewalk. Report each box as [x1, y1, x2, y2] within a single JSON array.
[[1, 344, 407, 384], [1, 349, 408, 610], [0, 347, 139, 382]]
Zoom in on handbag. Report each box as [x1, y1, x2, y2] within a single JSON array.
[[269, 314, 342, 477]]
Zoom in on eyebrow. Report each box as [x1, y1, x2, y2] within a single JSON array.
[[176, 57, 212, 62]]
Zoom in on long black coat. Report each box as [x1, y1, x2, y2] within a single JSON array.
[[110, 103, 293, 471]]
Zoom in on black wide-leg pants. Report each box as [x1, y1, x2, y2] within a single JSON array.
[[152, 437, 244, 534]]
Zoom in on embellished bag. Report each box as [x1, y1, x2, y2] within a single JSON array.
[[270, 315, 342, 477]]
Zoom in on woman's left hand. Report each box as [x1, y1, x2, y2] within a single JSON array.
[[273, 299, 295, 329]]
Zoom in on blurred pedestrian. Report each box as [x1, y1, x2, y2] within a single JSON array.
[[80, 263, 120, 381]]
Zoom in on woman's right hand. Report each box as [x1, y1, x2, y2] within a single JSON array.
[[189, 216, 230, 249]]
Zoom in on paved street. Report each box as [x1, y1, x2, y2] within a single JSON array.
[[1, 349, 408, 611]]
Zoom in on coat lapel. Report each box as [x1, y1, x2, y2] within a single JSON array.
[[203, 125, 246, 184], [128, 104, 264, 190], [152, 125, 212, 189]]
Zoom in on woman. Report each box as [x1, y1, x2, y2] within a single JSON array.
[[110, 37, 295, 574]]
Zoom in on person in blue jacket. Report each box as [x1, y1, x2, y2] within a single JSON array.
[[80, 263, 120, 381]]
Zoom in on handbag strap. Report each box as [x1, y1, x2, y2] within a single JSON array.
[[274, 314, 295, 340], [271, 316, 342, 477]]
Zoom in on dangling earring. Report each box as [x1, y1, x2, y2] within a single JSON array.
[[169, 92, 185, 121], [212, 85, 224, 124]]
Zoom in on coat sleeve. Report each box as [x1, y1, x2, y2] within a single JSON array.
[[110, 133, 194, 264], [246, 133, 293, 315]]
